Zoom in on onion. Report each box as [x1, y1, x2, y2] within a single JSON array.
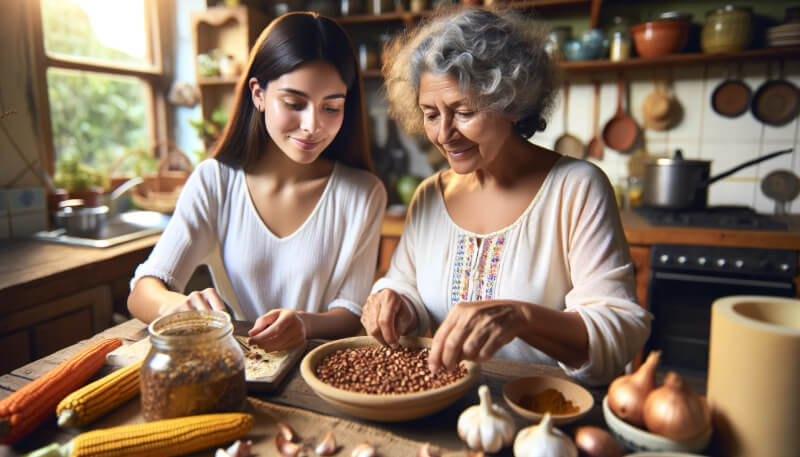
[[643, 371, 711, 441], [607, 350, 660, 428], [573, 426, 622, 457]]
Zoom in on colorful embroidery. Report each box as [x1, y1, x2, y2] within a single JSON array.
[[450, 234, 475, 305], [478, 236, 505, 299], [450, 233, 505, 306]]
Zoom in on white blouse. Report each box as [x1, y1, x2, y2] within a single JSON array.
[[133, 159, 387, 320], [372, 156, 651, 385]]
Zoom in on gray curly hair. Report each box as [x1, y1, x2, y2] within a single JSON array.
[[383, 7, 559, 139]]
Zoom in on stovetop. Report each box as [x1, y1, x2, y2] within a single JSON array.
[[634, 206, 788, 231]]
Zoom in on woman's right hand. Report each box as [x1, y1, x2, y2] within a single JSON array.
[[361, 289, 417, 347], [157, 287, 228, 317]]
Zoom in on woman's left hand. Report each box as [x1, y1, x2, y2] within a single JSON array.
[[248, 309, 307, 352], [429, 300, 530, 374]]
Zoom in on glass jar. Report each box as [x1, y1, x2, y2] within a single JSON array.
[[140, 310, 246, 422], [610, 31, 631, 61]]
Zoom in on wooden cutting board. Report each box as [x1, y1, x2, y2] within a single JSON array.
[[105, 320, 305, 392], [88, 396, 469, 457]]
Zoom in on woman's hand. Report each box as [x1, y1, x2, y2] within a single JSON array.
[[361, 289, 417, 347], [248, 309, 307, 352], [429, 300, 530, 374], [157, 287, 228, 317]]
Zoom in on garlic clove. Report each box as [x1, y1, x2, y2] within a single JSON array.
[[276, 431, 303, 457], [315, 429, 337, 456], [351, 442, 376, 457], [223, 440, 253, 457], [417, 442, 441, 457], [278, 422, 298, 442], [457, 385, 516, 452]]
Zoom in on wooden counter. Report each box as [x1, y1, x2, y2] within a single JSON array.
[[0, 319, 708, 456]]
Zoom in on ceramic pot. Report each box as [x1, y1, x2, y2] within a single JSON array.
[[701, 5, 752, 53]]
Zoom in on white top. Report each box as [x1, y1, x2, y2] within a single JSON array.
[[133, 159, 387, 320], [372, 156, 651, 385]]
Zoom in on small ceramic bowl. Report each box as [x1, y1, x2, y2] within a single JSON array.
[[602, 396, 712, 453], [300, 336, 480, 422], [502, 375, 594, 425], [631, 20, 690, 58]]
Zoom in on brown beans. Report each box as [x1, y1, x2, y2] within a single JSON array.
[[315, 346, 467, 394]]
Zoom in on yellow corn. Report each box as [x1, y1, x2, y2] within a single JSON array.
[[67, 413, 253, 457], [57, 361, 143, 428]]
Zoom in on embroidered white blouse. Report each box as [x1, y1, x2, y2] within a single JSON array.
[[132, 158, 386, 320], [371, 156, 651, 385]]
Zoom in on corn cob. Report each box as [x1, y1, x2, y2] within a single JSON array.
[[56, 360, 143, 428], [0, 338, 123, 445], [24, 413, 253, 457]]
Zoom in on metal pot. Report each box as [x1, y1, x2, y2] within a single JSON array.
[[642, 148, 793, 209], [54, 203, 109, 237]]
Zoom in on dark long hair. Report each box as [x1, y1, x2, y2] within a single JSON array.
[[212, 12, 372, 172]]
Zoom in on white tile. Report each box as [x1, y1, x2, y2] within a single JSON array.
[[669, 66, 705, 143], [567, 82, 593, 144], [707, 180, 757, 208], [10, 210, 47, 237], [702, 142, 761, 178]]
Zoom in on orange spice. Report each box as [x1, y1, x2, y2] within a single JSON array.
[[520, 388, 579, 415]]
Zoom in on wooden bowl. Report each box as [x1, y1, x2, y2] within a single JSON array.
[[300, 336, 480, 422], [502, 375, 594, 425]]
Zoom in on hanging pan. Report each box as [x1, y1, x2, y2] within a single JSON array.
[[602, 76, 638, 153], [751, 61, 800, 126], [554, 81, 585, 159], [711, 64, 751, 118]]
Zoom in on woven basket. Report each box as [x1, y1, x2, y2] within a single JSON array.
[[110, 143, 193, 214]]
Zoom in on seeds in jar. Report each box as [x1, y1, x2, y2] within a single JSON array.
[[141, 343, 246, 421], [314, 346, 467, 394]]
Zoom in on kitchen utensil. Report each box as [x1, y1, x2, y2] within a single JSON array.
[[554, 82, 584, 158], [300, 335, 480, 422], [761, 169, 800, 215], [711, 64, 751, 118], [751, 61, 800, 127], [602, 77, 638, 153], [585, 80, 604, 159], [602, 396, 712, 453], [642, 79, 680, 131], [54, 200, 110, 237], [642, 148, 794, 209], [502, 375, 594, 425], [707, 296, 800, 457]]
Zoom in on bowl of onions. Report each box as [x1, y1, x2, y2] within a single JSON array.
[[603, 351, 712, 454]]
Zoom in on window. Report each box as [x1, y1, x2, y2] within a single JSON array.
[[36, 0, 166, 185]]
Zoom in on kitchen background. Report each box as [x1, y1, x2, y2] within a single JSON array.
[[1, 0, 800, 236]]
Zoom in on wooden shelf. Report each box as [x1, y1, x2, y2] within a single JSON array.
[[361, 47, 800, 78], [559, 46, 800, 74], [197, 75, 240, 85], [335, 0, 595, 26]]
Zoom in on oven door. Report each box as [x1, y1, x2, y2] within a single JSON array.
[[646, 270, 796, 376]]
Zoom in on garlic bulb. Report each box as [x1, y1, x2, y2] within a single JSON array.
[[513, 412, 577, 457], [457, 385, 515, 453]]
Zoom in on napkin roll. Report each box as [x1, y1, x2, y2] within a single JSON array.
[[706, 295, 800, 457]]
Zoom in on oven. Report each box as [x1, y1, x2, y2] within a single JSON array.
[[645, 244, 797, 377]]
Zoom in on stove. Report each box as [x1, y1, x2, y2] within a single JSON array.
[[634, 205, 787, 231]]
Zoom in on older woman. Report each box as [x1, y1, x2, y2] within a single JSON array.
[[361, 7, 651, 385]]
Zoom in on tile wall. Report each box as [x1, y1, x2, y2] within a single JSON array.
[[535, 60, 800, 215]]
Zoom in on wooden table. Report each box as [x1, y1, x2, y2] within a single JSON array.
[[0, 319, 708, 456]]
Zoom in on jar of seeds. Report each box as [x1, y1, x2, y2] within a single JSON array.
[[140, 310, 246, 421]]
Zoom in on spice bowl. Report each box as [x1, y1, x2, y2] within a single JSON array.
[[300, 336, 480, 422], [602, 396, 712, 453], [502, 375, 593, 425]]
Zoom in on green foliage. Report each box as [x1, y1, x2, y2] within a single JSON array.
[[42, 0, 150, 178]]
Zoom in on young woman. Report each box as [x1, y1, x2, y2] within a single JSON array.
[[129, 12, 386, 352], [361, 7, 650, 385]]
